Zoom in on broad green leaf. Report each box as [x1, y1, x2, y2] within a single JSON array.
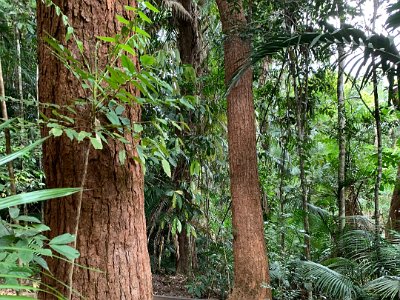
[[133, 123, 143, 133], [90, 137, 103, 150], [49, 233, 75, 245], [161, 159, 171, 177], [50, 127, 63, 137], [0, 188, 81, 210], [8, 207, 19, 219], [77, 131, 91, 142], [49, 244, 79, 260], [0, 137, 48, 166], [140, 54, 155, 66], [33, 255, 49, 271]]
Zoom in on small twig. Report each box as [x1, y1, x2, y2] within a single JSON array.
[[67, 143, 90, 300]]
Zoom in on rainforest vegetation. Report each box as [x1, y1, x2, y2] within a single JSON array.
[[2, 0, 400, 299]]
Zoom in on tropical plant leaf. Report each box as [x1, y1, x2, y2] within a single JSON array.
[[0, 137, 49, 166], [299, 260, 360, 299], [0, 188, 81, 210], [365, 276, 400, 299]]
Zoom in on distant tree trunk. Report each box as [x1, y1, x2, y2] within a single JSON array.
[[337, 13, 346, 233], [173, 0, 202, 275], [15, 26, 24, 118], [288, 48, 311, 260], [372, 0, 382, 239], [37, 1, 152, 299], [216, 0, 271, 299], [0, 58, 17, 196]]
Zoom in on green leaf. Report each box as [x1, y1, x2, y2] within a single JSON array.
[[144, 1, 159, 13], [119, 44, 136, 56], [0, 137, 49, 166], [161, 159, 171, 177], [76, 40, 83, 53], [77, 131, 91, 142], [116, 14, 130, 25], [124, 5, 137, 11], [0, 118, 16, 131], [138, 11, 152, 23], [15, 216, 41, 223], [0, 188, 81, 210], [8, 207, 19, 219], [121, 55, 136, 73], [50, 127, 63, 137], [49, 244, 79, 260], [65, 26, 74, 41], [140, 54, 155, 66], [97, 36, 115, 43], [33, 255, 49, 271], [49, 233, 75, 245], [90, 137, 103, 150], [118, 150, 126, 164], [133, 123, 143, 133]]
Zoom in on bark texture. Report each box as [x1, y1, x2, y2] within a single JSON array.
[[216, 0, 271, 299], [388, 165, 400, 232], [37, 1, 152, 299]]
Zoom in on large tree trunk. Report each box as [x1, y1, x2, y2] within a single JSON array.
[[216, 0, 271, 299], [37, 1, 152, 299]]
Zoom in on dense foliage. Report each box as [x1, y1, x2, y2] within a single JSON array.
[[2, 0, 400, 299]]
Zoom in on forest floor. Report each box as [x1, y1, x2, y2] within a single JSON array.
[[153, 274, 192, 297]]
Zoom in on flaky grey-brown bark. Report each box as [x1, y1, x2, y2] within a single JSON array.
[[37, 1, 152, 299], [216, 0, 271, 298]]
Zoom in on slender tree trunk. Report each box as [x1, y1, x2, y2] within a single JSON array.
[[278, 147, 286, 251], [173, 0, 202, 274], [373, 69, 382, 234], [37, 1, 152, 299], [337, 16, 346, 233], [15, 26, 24, 118], [288, 49, 311, 260], [0, 58, 17, 196], [217, 0, 271, 298]]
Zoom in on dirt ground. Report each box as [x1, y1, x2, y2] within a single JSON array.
[[153, 273, 192, 297]]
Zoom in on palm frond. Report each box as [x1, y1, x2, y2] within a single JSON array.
[[299, 260, 360, 299], [365, 276, 400, 299]]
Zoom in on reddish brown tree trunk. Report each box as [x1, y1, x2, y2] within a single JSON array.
[[388, 165, 400, 232], [37, 1, 152, 299], [216, 0, 271, 299]]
